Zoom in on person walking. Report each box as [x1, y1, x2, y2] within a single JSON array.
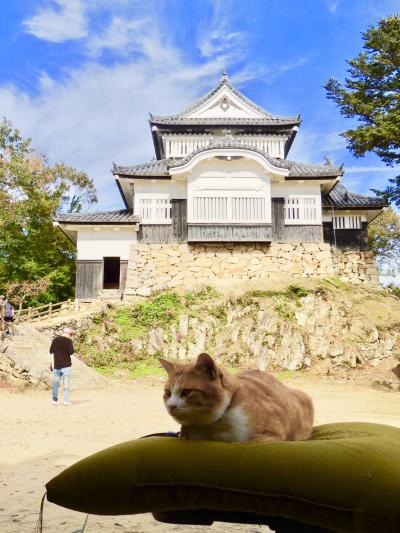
[[0, 295, 5, 334], [50, 327, 74, 406], [3, 298, 14, 335]]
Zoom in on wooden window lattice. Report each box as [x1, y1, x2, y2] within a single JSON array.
[[192, 196, 267, 223], [139, 198, 171, 223], [284, 197, 318, 224], [333, 216, 362, 230]]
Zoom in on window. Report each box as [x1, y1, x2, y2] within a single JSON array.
[[191, 196, 267, 223], [138, 198, 171, 224], [333, 216, 362, 229], [284, 196, 320, 225]]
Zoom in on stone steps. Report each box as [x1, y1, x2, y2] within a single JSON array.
[[2, 324, 109, 390], [97, 290, 122, 302]]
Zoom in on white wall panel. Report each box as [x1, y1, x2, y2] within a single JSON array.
[[77, 229, 136, 260], [187, 159, 272, 223]]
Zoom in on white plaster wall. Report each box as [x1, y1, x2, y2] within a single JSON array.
[[322, 209, 367, 222], [77, 229, 137, 260], [272, 182, 322, 225], [272, 182, 321, 197], [188, 159, 272, 223], [134, 180, 186, 201]]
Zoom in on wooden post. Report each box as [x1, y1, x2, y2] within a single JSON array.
[[48, 302, 52, 317], [28, 307, 32, 319]]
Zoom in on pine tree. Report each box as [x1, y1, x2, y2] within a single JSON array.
[[325, 16, 400, 206]]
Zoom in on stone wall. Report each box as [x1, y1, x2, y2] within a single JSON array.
[[124, 242, 379, 297]]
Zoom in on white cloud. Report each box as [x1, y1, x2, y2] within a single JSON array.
[[196, 0, 249, 68], [327, 1, 339, 14], [86, 16, 148, 57], [23, 0, 88, 43], [199, 30, 248, 59], [13, 3, 316, 211], [2, 12, 248, 211], [289, 128, 346, 164]]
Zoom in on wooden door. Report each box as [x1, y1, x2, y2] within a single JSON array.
[[172, 199, 187, 242]]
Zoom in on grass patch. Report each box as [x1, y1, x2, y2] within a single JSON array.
[[132, 292, 182, 328], [208, 303, 228, 323], [95, 362, 167, 379], [246, 285, 310, 301], [95, 366, 116, 375], [130, 365, 166, 379], [184, 286, 219, 306], [322, 276, 348, 289], [275, 302, 295, 320], [275, 370, 296, 380], [287, 285, 309, 298]]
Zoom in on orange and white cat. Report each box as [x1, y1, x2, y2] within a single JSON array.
[[160, 353, 314, 442]]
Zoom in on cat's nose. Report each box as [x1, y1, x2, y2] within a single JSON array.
[[168, 404, 178, 412]]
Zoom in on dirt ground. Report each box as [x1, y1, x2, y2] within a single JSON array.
[[1, 376, 400, 533]]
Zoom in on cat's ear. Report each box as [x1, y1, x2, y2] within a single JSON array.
[[195, 353, 217, 379], [159, 358, 176, 375]]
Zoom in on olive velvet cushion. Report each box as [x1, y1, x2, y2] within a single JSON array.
[[46, 422, 400, 533]]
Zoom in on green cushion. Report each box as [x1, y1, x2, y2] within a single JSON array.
[[46, 423, 400, 533]]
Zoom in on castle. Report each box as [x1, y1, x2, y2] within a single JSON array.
[[56, 73, 385, 299]]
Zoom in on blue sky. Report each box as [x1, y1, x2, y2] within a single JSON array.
[[1, 0, 400, 210]]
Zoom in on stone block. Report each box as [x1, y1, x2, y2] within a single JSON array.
[[165, 248, 180, 257], [136, 286, 151, 297], [194, 257, 213, 268], [302, 242, 320, 253], [168, 278, 185, 289], [318, 243, 331, 251], [315, 250, 331, 261]]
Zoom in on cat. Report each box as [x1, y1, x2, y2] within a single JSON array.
[[160, 352, 314, 442]]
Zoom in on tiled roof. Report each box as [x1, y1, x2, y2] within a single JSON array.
[[113, 160, 171, 176], [56, 209, 140, 224], [168, 142, 343, 177], [323, 182, 387, 208], [150, 117, 299, 126], [150, 73, 300, 127], [283, 159, 344, 178], [167, 141, 287, 168], [114, 142, 343, 178]]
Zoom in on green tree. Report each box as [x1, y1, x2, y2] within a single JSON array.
[[325, 16, 400, 206], [368, 208, 400, 275], [0, 118, 97, 304]]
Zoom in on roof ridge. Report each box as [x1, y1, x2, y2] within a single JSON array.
[[168, 141, 343, 174], [149, 74, 300, 122]]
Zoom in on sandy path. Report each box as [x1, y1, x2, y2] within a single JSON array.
[[1, 377, 399, 533]]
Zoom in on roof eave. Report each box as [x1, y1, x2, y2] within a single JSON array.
[[285, 175, 340, 180], [322, 203, 388, 209], [117, 174, 171, 179], [55, 220, 139, 226], [114, 176, 129, 209], [149, 121, 164, 160], [149, 119, 301, 129]]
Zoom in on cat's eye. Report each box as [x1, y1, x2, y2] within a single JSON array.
[[164, 389, 171, 398], [180, 389, 193, 398]]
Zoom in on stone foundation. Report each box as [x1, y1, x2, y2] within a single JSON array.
[[124, 242, 379, 296]]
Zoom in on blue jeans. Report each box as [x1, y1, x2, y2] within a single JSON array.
[[53, 367, 71, 402]]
